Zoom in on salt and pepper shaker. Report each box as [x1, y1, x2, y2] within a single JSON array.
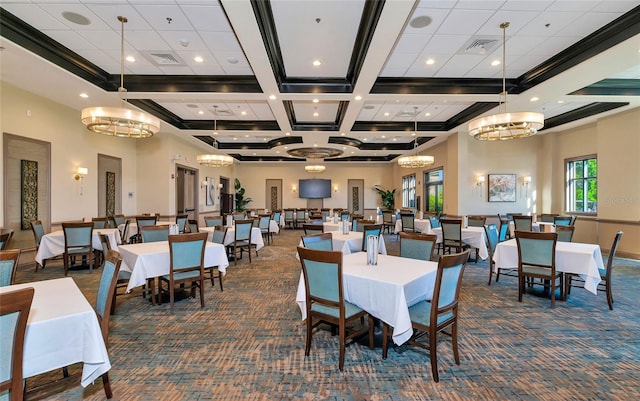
[[367, 235, 378, 265]]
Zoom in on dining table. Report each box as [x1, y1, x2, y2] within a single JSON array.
[[34, 228, 122, 266], [430, 226, 489, 260], [296, 231, 387, 259], [0, 277, 111, 387], [118, 241, 230, 292], [508, 221, 556, 237], [296, 252, 438, 345], [118, 222, 179, 238], [199, 226, 265, 251], [394, 218, 432, 234], [492, 238, 604, 294]]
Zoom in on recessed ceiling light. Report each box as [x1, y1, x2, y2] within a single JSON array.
[[342, 147, 346, 149], [351, 151, 355, 154], [425, 58, 435, 65], [363, 138, 367, 141], [198, 110, 204, 115], [276, 151, 280, 154], [194, 56, 203, 63], [313, 112, 319, 117], [126, 55, 135, 62], [186, 104, 198, 108], [558, 100, 565, 104], [340, 132, 345, 136], [269, 95, 276, 100], [384, 112, 389, 116], [393, 138, 397, 141], [226, 57, 239, 64], [312, 60, 322, 66], [79, 93, 89, 98], [313, 144, 318, 147], [253, 152, 256, 155], [285, 132, 290, 136], [312, 99, 319, 103], [491, 60, 500, 66], [233, 137, 238, 140], [355, 95, 362, 101], [411, 132, 416, 136], [241, 111, 247, 115], [425, 112, 431, 116], [244, 134, 249, 138], [263, 138, 267, 141], [284, 146, 288, 149], [530, 97, 539, 102], [381, 135, 386, 138]]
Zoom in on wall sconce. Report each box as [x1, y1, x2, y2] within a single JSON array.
[[333, 185, 338, 193], [74, 167, 88, 196], [201, 180, 208, 188], [475, 175, 485, 198], [522, 176, 532, 197], [292, 185, 297, 193]]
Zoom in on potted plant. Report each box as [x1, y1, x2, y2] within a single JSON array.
[[374, 185, 396, 210], [234, 178, 253, 212]]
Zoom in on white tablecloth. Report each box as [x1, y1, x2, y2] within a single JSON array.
[[508, 221, 556, 237], [199, 226, 265, 251], [493, 239, 604, 294], [0, 278, 110, 387], [296, 252, 438, 345], [269, 220, 280, 234], [34, 228, 122, 265], [394, 218, 432, 234], [118, 241, 230, 292], [119, 222, 179, 237], [430, 226, 489, 260], [297, 231, 387, 259]]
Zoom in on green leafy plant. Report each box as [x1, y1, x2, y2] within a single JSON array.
[[374, 185, 396, 210], [234, 178, 253, 212]]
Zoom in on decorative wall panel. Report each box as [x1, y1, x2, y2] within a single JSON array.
[[20, 159, 38, 230], [106, 171, 116, 216]]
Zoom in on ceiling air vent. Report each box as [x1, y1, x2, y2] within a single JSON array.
[[142, 51, 185, 66], [459, 37, 500, 55]]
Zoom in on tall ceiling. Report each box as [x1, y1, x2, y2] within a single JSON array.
[[1, 0, 639, 163]]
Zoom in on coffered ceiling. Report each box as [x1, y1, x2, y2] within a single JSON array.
[[1, 0, 639, 163]]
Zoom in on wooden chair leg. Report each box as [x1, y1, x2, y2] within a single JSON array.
[[429, 329, 439, 382], [102, 372, 113, 399], [218, 270, 224, 292], [606, 281, 614, 310]]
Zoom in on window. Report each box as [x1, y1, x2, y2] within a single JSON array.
[[402, 174, 416, 208], [566, 155, 597, 213], [424, 168, 444, 213]]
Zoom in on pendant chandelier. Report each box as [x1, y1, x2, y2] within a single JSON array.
[[81, 16, 160, 138], [397, 107, 434, 168], [305, 165, 326, 173], [197, 106, 234, 167], [468, 22, 544, 140]]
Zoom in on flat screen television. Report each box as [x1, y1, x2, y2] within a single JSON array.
[[299, 179, 331, 199]]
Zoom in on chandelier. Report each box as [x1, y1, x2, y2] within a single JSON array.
[[81, 16, 160, 138], [397, 107, 434, 168], [468, 22, 544, 140], [305, 165, 326, 173], [197, 106, 234, 167]]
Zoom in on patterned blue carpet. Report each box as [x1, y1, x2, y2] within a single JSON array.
[[15, 228, 640, 400]]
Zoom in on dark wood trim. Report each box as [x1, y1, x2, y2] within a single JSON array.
[[351, 121, 447, 131], [194, 135, 302, 150], [283, 101, 349, 131], [346, 0, 386, 85], [444, 102, 499, 129], [569, 79, 640, 96], [228, 154, 305, 162], [120, 75, 262, 93], [541, 102, 629, 131], [327, 155, 399, 162], [328, 136, 432, 151], [371, 78, 515, 95]]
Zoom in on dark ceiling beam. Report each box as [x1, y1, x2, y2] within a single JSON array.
[[194, 135, 302, 150], [569, 79, 640, 96], [444, 102, 498, 129], [541, 102, 630, 131], [283, 101, 349, 131], [351, 121, 447, 131], [328, 136, 432, 150], [326, 155, 399, 162], [229, 154, 306, 162], [119, 75, 262, 93], [372, 78, 517, 95]]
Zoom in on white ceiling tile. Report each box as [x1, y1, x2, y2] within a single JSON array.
[[74, 49, 118, 72], [38, 4, 112, 31], [432, 54, 485, 77], [220, 66, 253, 75], [2, 4, 69, 30], [517, 11, 582, 36], [422, 35, 469, 54], [135, 5, 193, 31], [393, 34, 430, 54], [191, 62, 226, 75], [589, 1, 638, 12], [556, 12, 624, 37], [212, 51, 251, 70], [41, 29, 98, 51], [405, 54, 452, 77], [158, 66, 194, 74], [437, 10, 495, 35], [199, 31, 243, 53], [382, 53, 418, 76], [546, 1, 599, 12], [84, 5, 153, 31], [158, 30, 208, 51], [248, 103, 275, 120], [505, 36, 549, 56], [77, 29, 121, 51], [180, 5, 230, 32], [475, 10, 540, 36], [124, 30, 170, 51], [417, 0, 457, 10], [293, 102, 339, 123], [455, 1, 507, 11], [500, 0, 553, 11]]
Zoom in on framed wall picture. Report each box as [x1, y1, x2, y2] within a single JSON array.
[[206, 177, 215, 206], [488, 174, 516, 202]]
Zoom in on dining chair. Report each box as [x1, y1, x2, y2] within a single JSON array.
[[92, 217, 109, 229], [484, 224, 517, 285], [382, 250, 470, 382], [515, 231, 562, 308], [187, 219, 199, 233], [340, 211, 350, 221], [467, 216, 486, 227], [297, 246, 374, 371], [109, 214, 126, 229], [539, 214, 558, 223], [139, 225, 170, 243], [158, 233, 208, 312], [399, 232, 437, 261], [258, 214, 272, 245], [361, 224, 382, 252], [203, 216, 221, 227], [175, 214, 189, 234], [0, 249, 21, 287], [232, 212, 246, 221], [569, 215, 577, 226], [303, 223, 324, 236], [284, 209, 295, 229], [553, 215, 572, 226], [381, 210, 394, 234], [301, 232, 333, 251], [119, 219, 130, 244], [228, 219, 255, 265], [512, 215, 533, 231], [62, 222, 95, 276], [565, 230, 623, 310], [353, 219, 374, 232], [429, 216, 441, 229], [30, 220, 55, 272], [272, 211, 282, 228], [134, 215, 158, 243], [97, 234, 131, 314], [0, 286, 34, 401], [440, 219, 471, 259], [0, 230, 14, 250], [400, 213, 416, 235], [555, 225, 575, 242], [498, 222, 510, 242], [93, 249, 123, 398], [295, 209, 307, 228]]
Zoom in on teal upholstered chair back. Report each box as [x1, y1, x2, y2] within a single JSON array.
[[140, 226, 170, 243], [555, 225, 575, 242], [0, 287, 34, 400], [136, 216, 157, 227], [176, 215, 188, 233], [204, 216, 223, 227], [302, 233, 333, 251], [441, 220, 462, 241], [284, 209, 295, 220], [30, 220, 46, 247], [95, 250, 122, 323], [211, 226, 227, 244], [399, 233, 436, 261], [498, 223, 509, 242], [0, 250, 20, 287], [484, 224, 499, 254], [429, 216, 440, 229], [382, 210, 394, 224], [539, 214, 557, 223], [232, 212, 246, 221], [258, 215, 270, 231], [554, 216, 572, 226], [401, 214, 415, 231], [113, 215, 126, 227], [92, 218, 108, 229], [295, 210, 306, 221], [169, 234, 207, 272], [63, 222, 93, 252], [516, 232, 556, 267], [0, 232, 12, 251], [340, 211, 350, 221], [272, 211, 281, 223], [298, 248, 342, 305], [436, 261, 465, 309], [234, 220, 253, 241], [362, 225, 382, 251], [187, 220, 199, 233], [513, 215, 533, 231], [467, 216, 486, 227]]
